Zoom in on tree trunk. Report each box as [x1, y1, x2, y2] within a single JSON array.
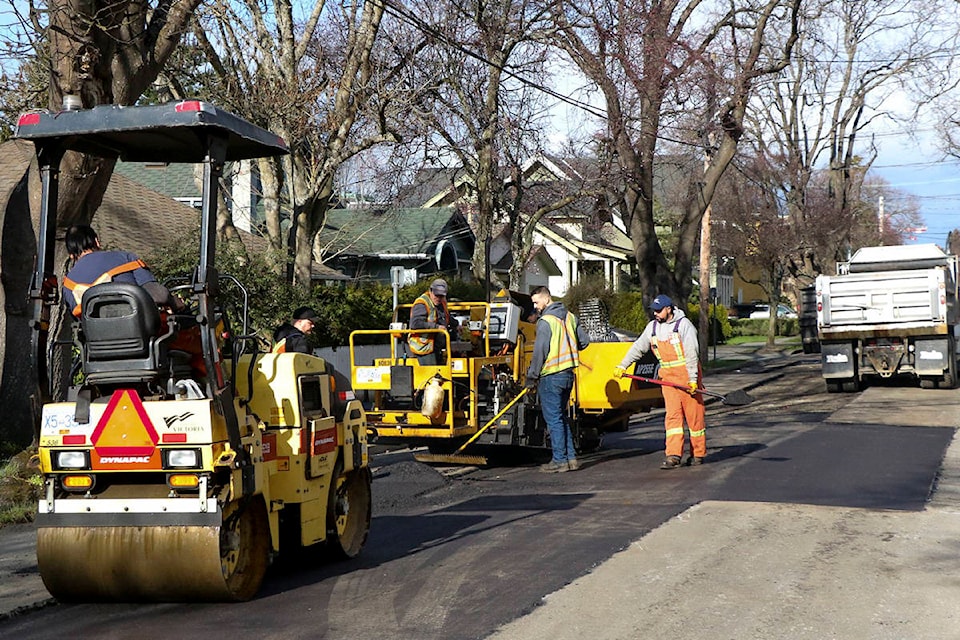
[[0, 0, 200, 447]]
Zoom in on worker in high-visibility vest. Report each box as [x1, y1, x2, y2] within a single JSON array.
[[62, 224, 182, 318], [273, 306, 319, 354], [614, 294, 706, 469], [525, 286, 591, 473], [408, 278, 457, 365]]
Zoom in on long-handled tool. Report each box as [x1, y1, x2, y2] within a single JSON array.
[[623, 373, 754, 406], [414, 387, 531, 465]]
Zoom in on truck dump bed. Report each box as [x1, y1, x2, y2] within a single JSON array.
[[817, 268, 954, 331], [818, 244, 958, 336]]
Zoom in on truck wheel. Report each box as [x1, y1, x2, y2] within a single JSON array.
[[326, 463, 372, 559], [826, 381, 841, 393], [942, 351, 957, 389], [920, 378, 935, 389], [841, 379, 860, 393]]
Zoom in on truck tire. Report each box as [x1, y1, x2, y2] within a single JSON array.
[[841, 379, 860, 393], [942, 343, 957, 389], [942, 371, 956, 389], [826, 381, 841, 393], [920, 378, 936, 389]]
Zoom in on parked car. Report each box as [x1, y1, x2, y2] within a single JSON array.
[[749, 303, 798, 319], [727, 303, 763, 320]]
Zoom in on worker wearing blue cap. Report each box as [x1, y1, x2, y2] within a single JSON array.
[[614, 294, 706, 469]]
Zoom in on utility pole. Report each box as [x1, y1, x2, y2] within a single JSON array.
[[700, 59, 718, 366], [699, 134, 716, 365], [878, 195, 885, 242]]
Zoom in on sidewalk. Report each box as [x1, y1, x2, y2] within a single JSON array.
[[489, 350, 960, 640]]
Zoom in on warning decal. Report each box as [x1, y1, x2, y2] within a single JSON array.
[[91, 389, 160, 458]]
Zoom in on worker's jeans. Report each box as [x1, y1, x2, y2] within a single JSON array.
[[538, 369, 576, 462]]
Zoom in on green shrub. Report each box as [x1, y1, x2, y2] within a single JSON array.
[[609, 292, 648, 334], [728, 317, 799, 337], [562, 277, 617, 316], [685, 303, 732, 344]]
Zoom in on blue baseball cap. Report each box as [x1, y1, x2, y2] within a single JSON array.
[[649, 294, 673, 311]]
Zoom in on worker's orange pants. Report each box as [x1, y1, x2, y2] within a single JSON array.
[[662, 386, 706, 458]]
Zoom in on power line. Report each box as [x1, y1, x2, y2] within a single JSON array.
[[378, 0, 610, 121]]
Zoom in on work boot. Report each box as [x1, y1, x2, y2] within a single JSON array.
[[567, 458, 581, 471], [688, 456, 705, 466], [540, 460, 569, 473], [660, 455, 682, 470]]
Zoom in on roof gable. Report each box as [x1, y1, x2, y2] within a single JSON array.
[[318, 206, 469, 256], [114, 161, 200, 201]]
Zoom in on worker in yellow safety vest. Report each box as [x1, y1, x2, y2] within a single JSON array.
[[614, 294, 706, 469], [525, 286, 591, 473], [408, 278, 457, 365]]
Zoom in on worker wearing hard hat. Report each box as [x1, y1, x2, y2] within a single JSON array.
[[614, 294, 706, 469], [526, 286, 591, 473]]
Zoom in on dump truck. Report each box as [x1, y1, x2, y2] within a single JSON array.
[[20, 101, 370, 602], [816, 244, 960, 392], [349, 294, 662, 463]]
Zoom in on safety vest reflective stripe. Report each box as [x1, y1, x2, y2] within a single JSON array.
[[408, 293, 448, 356], [63, 259, 147, 317], [272, 339, 287, 354], [651, 336, 686, 368], [540, 313, 580, 375], [651, 318, 695, 385]]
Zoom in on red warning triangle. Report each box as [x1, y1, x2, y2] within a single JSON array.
[[91, 389, 159, 456]]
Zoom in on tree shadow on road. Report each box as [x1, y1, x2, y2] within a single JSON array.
[[261, 491, 594, 597]]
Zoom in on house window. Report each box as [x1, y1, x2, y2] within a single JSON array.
[[580, 261, 605, 279]]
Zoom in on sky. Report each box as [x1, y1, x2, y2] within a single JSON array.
[[872, 133, 960, 248]]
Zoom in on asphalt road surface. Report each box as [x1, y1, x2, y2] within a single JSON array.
[[1, 358, 956, 640]]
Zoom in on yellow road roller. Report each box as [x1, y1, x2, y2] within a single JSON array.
[[19, 101, 370, 601]]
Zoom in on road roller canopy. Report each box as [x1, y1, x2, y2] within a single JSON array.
[[14, 100, 288, 162]]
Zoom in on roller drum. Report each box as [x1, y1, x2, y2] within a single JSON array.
[[37, 499, 270, 602]]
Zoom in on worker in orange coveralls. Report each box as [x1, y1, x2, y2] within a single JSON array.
[[613, 294, 706, 469]]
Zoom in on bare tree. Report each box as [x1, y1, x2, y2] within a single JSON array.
[[396, 0, 556, 289], [186, 0, 418, 285], [746, 0, 956, 286], [713, 156, 919, 346], [550, 0, 800, 308]]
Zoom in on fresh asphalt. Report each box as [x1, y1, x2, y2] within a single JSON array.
[[2, 340, 958, 639]]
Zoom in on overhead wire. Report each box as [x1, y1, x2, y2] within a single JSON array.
[[376, 0, 610, 121], [374, 0, 959, 243]]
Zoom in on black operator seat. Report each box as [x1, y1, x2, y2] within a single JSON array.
[[80, 282, 169, 385]]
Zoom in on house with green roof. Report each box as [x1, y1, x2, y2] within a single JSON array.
[[317, 206, 474, 283], [394, 158, 631, 296]]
